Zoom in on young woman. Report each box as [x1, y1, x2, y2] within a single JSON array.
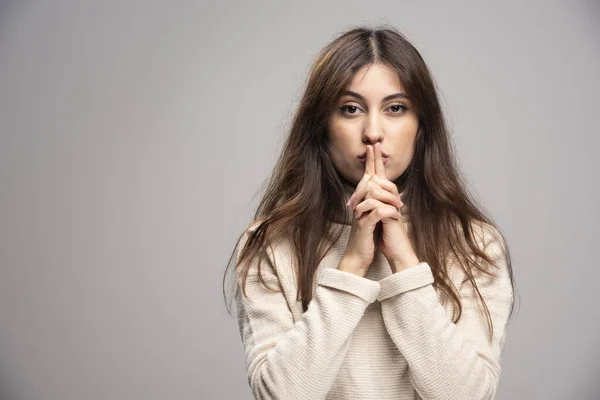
[[223, 25, 517, 400]]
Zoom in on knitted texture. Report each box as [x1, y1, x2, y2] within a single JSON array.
[[234, 189, 513, 399]]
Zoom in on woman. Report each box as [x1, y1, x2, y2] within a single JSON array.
[[223, 25, 517, 400]]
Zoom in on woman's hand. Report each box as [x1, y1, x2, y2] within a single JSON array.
[[340, 143, 402, 275], [346, 143, 420, 273]]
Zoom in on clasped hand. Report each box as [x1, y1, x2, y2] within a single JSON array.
[[346, 142, 420, 273]]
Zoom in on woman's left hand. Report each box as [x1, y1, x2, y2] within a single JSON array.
[[347, 143, 421, 273]]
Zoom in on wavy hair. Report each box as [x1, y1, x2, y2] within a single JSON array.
[[222, 24, 517, 342]]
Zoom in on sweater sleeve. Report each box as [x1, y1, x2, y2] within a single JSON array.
[[376, 225, 514, 400], [234, 229, 381, 400]]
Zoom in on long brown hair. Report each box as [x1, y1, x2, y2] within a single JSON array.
[[222, 24, 517, 342]]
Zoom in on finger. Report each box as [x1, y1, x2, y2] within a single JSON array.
[[358, 203, 402, 227], [355, 198, 401, 219], [351, 175, 402, 211], [348, 145, 375, 209], [365, 145, 375, 176], [363, 184, 403, 210], [366, 207, 402, 225], [355, 198, 382, 219], [374, 142, 386, 179], [346, 172, 372, 209], [369, 176, 402, 208], [349, 177, 375, 211]]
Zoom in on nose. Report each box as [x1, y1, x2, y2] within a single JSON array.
[[361, 114, 383, 144]]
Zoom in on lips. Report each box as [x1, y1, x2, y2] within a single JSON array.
[[359, 156, 388, 164], [358, 150, 390, 158]]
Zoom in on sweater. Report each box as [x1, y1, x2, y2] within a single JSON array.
[[234, 184, 514, 400]]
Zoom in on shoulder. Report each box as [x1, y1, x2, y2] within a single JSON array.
[[468, 219, 507, 263], [237, 220, 296, 279], [461, 219, 513, 295], [444, 218, 510, 286]]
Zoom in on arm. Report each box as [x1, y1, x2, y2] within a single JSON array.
[[235, 229, 381, 400], [376, 225, 514, 400]]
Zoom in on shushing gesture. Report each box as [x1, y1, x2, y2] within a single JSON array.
[[342, 143, 420, 275]]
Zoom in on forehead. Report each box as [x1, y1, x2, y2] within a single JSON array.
[[346, 64, 405, 94]]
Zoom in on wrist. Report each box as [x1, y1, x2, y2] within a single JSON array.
[[390, 254, 420, 273], [337, 255, 369, 278]]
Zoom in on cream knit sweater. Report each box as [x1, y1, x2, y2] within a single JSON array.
[[234, 186, 514, 400]]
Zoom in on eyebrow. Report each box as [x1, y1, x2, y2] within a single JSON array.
[[341, 90, 410, 103]]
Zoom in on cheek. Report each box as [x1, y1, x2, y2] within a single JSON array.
[[388, 133, 418, 177], [394, 121, 418, 154], [397, 137, 416, 161], [329, 146, 353, 172], [328, 129, 354, 156]]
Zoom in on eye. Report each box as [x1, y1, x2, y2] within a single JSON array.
[[338, 103, 409, 116], [339, 105, 363, 116], [387, 104, 408, 114]]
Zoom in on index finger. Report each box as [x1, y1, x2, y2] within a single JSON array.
[[374, 142, 386, 179], [346, 171, 371, 209], [365, 145, 375, 176]]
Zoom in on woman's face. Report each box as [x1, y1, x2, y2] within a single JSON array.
[[327, 63, 420, 185]]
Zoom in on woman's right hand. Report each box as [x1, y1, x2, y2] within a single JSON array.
[[339, 144, 403, 276]]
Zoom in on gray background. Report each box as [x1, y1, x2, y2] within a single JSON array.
[[0, 0, 598, 399]]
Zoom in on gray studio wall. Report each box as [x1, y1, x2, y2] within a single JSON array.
[[0, 1, 598, 399]]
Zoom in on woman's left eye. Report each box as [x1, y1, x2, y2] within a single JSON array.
[[388, 104, 408, 114]]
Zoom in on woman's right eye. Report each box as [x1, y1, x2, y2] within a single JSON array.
[[339, 105, 362, 115]]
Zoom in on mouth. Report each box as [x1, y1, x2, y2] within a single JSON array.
[[358, 149, 390, 158], [359, 156, 388, 165]]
